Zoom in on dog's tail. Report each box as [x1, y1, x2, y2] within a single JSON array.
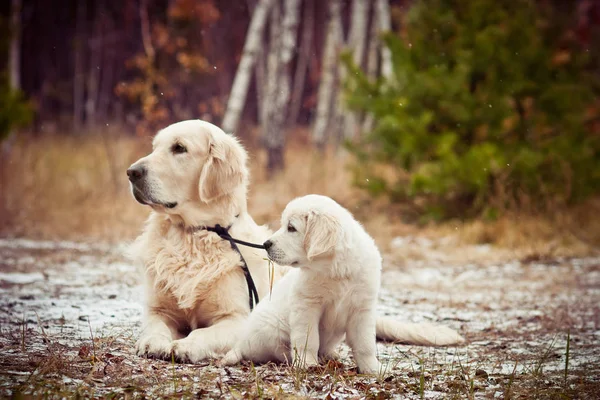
[[376, 317, 465, 346]]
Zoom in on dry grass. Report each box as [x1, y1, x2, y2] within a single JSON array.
[[1, 127, 598, 262]]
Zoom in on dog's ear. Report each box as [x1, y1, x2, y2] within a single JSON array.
[[304, 212, 340, 261], [198, 133, 247, 203]]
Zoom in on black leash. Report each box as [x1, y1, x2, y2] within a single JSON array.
[[205, 224, 263, 311]]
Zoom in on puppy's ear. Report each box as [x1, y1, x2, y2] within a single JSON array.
[[199, 133, 248, 202], [304, 212, 340, 261]]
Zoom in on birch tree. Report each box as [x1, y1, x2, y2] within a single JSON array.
[[362, 0, 392, 133], [73, 0, 86, 130], [312, 0, 342, 150], [264, 0, 301, 176], [288, 0, 314, 125], [362, 3, 380, 133], [3, 0, 22, 151], [341, 0, 370, 141], [376, 0, 393, 79], [263, 0, 282, 138], [222, 0, 274, 133], [86, 3, 103, 128], [9, 0, 21, 92]]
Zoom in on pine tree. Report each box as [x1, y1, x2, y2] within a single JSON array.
[[343, 0, 600, 219]]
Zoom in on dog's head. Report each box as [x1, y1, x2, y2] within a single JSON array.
[[264, 195, 342, 271], [127, 120, 248, 223]]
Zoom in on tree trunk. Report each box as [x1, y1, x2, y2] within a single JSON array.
[[288, 0, 314, 126], [342, 0, 370, 141], [362, 3, 380, 134], [2, 0, 22, 204], [73, 0, 86, 131], [365, 5, 379, 80], [348, 0, 370, 69], [247, 0, 267, 126], [330, 0, 348, 146], [139, 0, 158, 131], [255, 43, 267, 126], [98, 16, 116, 123], [264, 0, 301, 178], [9, 0, 21, 92], [86, 5, 103, 129], [263, 0, 281, 140], [312, 0, 342, 150], [376, 0, 392, 79], [222, 0, 274, 133]]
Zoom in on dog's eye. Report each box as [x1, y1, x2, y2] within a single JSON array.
[[171, 143, 187, 154], [287, 224, 296, 233]]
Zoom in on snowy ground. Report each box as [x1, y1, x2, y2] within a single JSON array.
[[0, 238, 599, 399]]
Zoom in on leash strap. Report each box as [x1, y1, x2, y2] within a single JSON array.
[[206, 224, 262, 310]]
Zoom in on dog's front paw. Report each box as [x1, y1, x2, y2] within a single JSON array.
[[170, 337, 212, 363], [136, 334, 172, 360]]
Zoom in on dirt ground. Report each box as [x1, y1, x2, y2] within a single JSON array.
[[0, 237, 599, 399]]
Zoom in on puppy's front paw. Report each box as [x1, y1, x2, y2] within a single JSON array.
[[136, 334, 172, 360], [170, 336, 212, 363], [293, 353, 319, 369], [320, 350, 340, 361], [358, 360, 383, 375]]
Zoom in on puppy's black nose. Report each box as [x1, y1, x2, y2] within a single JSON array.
[[127, 165, 146, 183], [263, 240, 273, 250]]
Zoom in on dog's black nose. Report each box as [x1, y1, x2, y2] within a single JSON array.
[[127, 165, 146, 183], [263, 240, 273, 250]]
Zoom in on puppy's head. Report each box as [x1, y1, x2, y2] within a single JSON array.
[[265, 195, 341, 269], [127, 120, 248, 217]]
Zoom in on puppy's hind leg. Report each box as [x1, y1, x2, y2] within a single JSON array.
[[346, 310, 381, 375]]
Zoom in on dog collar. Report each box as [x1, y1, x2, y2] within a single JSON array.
[[180, 217, 264, 311]]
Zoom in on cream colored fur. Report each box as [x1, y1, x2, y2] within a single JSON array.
[[221, 195, 383, 374], [128, 120, 464, 364]]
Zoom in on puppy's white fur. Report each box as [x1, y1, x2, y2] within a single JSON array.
[[222, 195, 382, 374], [128, 120, 464, 364]]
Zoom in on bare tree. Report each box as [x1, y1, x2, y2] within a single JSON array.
[[222, 0, 274, 133], [9, 0, 21, 92], [255, 43, 267, 125], [264, 0, 301, 176], [312, 0, 342, 150], [376, 0, 393, 79], [341, 0, 371, 141], [348, 0, 370, 69], [362, 3, 380, 134], [73, 0, 86, 130], [247, 0, 267, 126], [3, 0, 21, 152], [365, 5, 380, 80], [86, 2, 104, 129], [288, 0, 314, 125], [97, 15, 116, 123], [263, 0, 282, 140]]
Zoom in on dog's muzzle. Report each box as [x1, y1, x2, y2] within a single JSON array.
[[127, 166, 177, 209]]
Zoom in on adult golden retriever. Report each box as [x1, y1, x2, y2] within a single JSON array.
[[127, 120, 464, 363]]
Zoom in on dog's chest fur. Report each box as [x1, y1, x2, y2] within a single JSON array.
[[134, 215, 243, 310]]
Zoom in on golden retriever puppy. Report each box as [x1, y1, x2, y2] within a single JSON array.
[[221, 195, 383, 374], [127, 120, 464, 364]]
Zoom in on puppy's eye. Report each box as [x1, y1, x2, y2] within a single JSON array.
[[171, 143, 187, 154], [287, 224, 296, 233]]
